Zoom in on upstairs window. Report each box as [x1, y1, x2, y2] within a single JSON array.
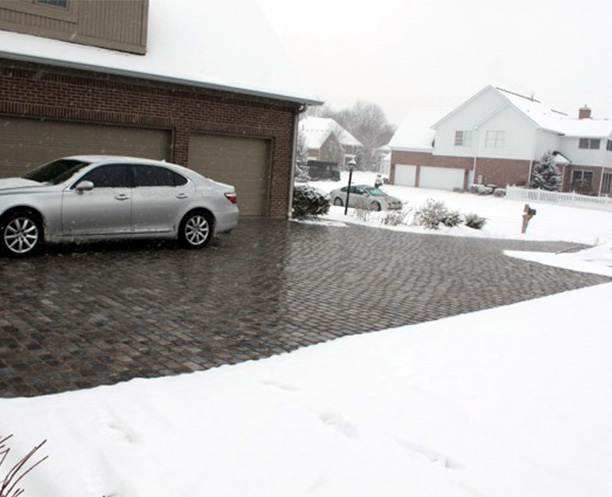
[[485, 130, 505, 148], [454, 130, 472, 147], [36, 0, 67, 6], [579, 138, 601, 149]]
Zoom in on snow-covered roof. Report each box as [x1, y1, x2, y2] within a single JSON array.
[[497, 87, 612, 137], [388, 108, 446, 151], [299, 117, 362, 150], [0, 0, 321, 105]]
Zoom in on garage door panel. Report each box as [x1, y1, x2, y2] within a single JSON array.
[[0, 118, 170, 178], [188, 134, 270, 216], [420, 166, 465, 191], [395, 164, 417, 187]]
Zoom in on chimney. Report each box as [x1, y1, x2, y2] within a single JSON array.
[[579, 105, 592, 119]]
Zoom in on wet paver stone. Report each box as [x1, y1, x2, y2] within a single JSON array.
[[0, 218, 610, 397]]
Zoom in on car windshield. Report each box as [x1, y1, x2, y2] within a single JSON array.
[[22, 159, 92, 185], [365, 187, 385, 196]]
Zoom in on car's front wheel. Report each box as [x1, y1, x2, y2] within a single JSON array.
[[371, 201, 382, 212], [333, 197, 344, 206], [179, 211, 213, 249], [0, 211, 43, 257]]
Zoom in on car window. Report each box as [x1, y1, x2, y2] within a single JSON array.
[[80, 164, 128, 188], [22, 159, 91, 184], [366, 187, 385, 196], [355, 187, 366, 195], [340, 187, 348, 193], [132, 165, 179, 187]]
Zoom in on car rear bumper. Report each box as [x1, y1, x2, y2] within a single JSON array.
[[215, 208, 239, 234]]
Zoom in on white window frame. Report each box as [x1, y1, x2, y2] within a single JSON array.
[[579, 138, 601, 150], [485, 130, 505, 149], [454, 130, 472, 147]]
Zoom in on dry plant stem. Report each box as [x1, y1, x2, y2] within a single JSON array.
[[0, 438, 48, 497]]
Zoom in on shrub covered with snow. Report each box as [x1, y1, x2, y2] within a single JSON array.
[[413, 199, 450, 229], [292, 185, 330, 219], [493, 188, 506, 197], [464, 213, 487, 229], [441, 209, 462, 227], [470, 184, 494, 195], [351, 207, 373, 222], [380, 209, 409, 226]]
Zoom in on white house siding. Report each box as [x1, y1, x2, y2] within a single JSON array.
[[433, 87, 506, 158], [476, 106, 536, 160], [534, 130, 561, 159], [558, 137, 612, 167]]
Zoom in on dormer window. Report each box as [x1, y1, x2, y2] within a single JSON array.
[[579, 138, 600, 149], [454, 131, 472, 147]]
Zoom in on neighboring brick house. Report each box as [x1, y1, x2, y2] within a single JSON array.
[[299, 117, 362, 168], [389, 85, 612, 196], [0, 0, 321, 217]]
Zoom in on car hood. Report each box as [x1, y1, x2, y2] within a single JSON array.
[[0, 177, 53, 195], [0, 177, 41, 189]]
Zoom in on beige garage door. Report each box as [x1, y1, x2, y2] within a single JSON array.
[[0, 118, 171, 178], [188, 134, 271, 216]]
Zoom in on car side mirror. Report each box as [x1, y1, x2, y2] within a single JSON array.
[[75, 180, 94, 192]]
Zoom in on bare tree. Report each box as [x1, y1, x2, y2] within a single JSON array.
[[331, 101, 396, 171]]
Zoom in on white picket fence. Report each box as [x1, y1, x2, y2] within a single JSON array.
[[505, 186, 612, 212]]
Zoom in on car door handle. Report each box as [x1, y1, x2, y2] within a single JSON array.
[[176, 193, 189, 199], [115, 194, 130, 201]]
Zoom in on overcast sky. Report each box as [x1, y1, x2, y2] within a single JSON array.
[[258, 0, 612, 126]]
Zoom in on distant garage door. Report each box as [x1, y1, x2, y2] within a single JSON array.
[[419, 166, 465, 191], [0, 118, 171, 178], [395, 164, 417, 187], [188, 134, 271, 216]]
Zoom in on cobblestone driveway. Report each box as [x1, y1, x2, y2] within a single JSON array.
[[1, 218, 609, 397]]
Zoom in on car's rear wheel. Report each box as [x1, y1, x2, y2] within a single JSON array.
[[179, 211, 213, 249], [1, 211, 43, 257], [371, 201, 382, 211], [333, 197, 344, 206]]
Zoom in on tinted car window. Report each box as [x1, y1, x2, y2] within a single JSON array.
[[22, 159, 91, 184], [133, 165, 174, 187], [81, 164, 128, 188]]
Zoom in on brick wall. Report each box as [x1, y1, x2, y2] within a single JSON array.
[[390, 150, 530, 187], [0, 59, 300, 217]]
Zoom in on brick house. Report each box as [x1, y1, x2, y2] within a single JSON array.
[[0, 0, 321, 217], [299, 117, 362, 168], [389, 85, 612, 196]]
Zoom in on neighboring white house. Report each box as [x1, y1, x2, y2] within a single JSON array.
[[389, 85, 612, 195], [299, 116, 362, 167]]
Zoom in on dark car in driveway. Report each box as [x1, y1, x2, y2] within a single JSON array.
[[0, 155, 239, 256]]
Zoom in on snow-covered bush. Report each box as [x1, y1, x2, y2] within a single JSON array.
[[352, 208, 373, 222], [413, 199, 450, 229], [493, 188, 506, 197], [441, 209, 462, 227], [464, 213, 487, 229], [292, 185, 330, 219], [470, 184, 494, 195], [380, 209, 409, 226]]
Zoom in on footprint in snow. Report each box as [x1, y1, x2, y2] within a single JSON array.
[[319, 411, 358, 439]]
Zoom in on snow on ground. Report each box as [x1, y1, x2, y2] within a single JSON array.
[[3, 173, 612, 496], [308, 171, 612, 246]]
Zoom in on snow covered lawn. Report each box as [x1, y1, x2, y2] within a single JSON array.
[[309, 171, 612, 246], [2, 173, 612, 497]]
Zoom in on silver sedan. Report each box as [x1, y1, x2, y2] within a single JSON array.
[[329, 184, 403, 211], [0, 155, 239, 257]]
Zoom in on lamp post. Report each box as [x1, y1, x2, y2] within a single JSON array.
[[344, 159, 356, 216]]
